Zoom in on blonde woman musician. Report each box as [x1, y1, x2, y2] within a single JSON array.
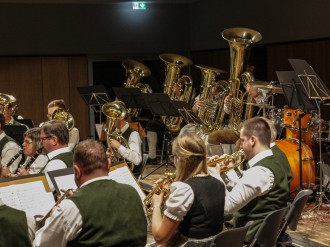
[[17, 127, 48, 176], [150, 133, 225, 247]]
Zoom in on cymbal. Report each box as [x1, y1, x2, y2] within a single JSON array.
[[122, 59, 151, 77], [245, 102, 276, 109], [195, 65, 227, 74], [159, 53, 192, 67]]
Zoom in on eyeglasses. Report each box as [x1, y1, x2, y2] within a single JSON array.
[[41, 136, 52, 141], [23, 140, 33, 145]]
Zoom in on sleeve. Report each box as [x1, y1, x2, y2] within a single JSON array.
[[33, 199, 82, 247], [118, 131, 142, 166], [164, 182, 194, 221], [68, 128, 80, 151], [2, 141, 22, 173], [224, 166, 274, 214]]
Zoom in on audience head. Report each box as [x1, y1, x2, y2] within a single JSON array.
[[172, 133, 207, 181]]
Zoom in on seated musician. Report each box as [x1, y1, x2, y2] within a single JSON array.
[[222, 117, 290, 244], [33, 139, 147, 247], [0, 166, 36, 246], [149, 133, 225, 246], [109, 100, 142, 171], [16, 127, 48, 176]]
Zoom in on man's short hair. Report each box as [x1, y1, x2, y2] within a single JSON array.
[[41, 120, 69, 145], [48, 99, 66, 109], [241, 117, 271, 146]]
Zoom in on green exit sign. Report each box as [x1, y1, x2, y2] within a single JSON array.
[[132, 2, 146, 10]]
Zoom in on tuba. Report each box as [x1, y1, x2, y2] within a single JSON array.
[[0, 93, 18, 119], [160, 53, 193, 132], [222, 28, 262, 134], [52, 108, 75, 131], [102, 101, 130, 164], [122, 59, 151, 118], [196, 65, 229, 134]]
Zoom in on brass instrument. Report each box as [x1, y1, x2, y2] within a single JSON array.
[[196, 65, 229, 134], [222, 28, 262, 134], [144, 171, 176, 216], [160, 53, 193, 132], [102, 101, 130, 164], [51, 108, 75, 131], [123, 59, 151, 118], [0, 93, 18, 118], [207, 149, 246, 174]]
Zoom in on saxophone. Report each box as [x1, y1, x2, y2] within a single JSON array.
[[196, 65, 229, 134], [122, 59, 151, 118], [144, 171, 176, 216], [222, 27, 262, 135], [160, 53, 193, 132]]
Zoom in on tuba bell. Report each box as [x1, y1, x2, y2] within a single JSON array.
[[102, 101, 130, 165], [0, 93, 18, 119], [160, 53, 193, 132], [222, 27, 262, 135], [51, 108, 75, 131], [122, 59, 151, 118]]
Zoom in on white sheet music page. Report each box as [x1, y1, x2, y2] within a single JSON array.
[[0, 181, 55, 217], [54, 174, 77, 195], [108, 166, 146, 201]]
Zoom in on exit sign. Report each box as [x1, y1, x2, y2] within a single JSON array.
[[132, 2, 146, 10]]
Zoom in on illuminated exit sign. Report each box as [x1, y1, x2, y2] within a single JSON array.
[[132, 2, 146, 10]]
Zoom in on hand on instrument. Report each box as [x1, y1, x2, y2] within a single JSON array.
[[109, 139, 121, 150], [192, 99, 204, 114], [246, 83, 259, 98], [1, 166, 12, 178], [224, 94, 233, 113], [17, 167, 30, 176]]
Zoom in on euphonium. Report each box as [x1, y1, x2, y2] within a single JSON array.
[[0, 93, 18, 120], [122, 59, 151, 118], [144, 171, 176, 216], [207, 149, 246, 174], [196, 65, 229, 134], [102, 101, 130, 164], [52, 108, 75, 131], [222, 28, 262, 134], [160, 53, 193, 132]]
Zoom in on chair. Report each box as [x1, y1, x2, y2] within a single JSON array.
[[249, 206, 289, 247], [138, 153, 149, 182], [277, 189, 313, 246], [209, 221, 253, 247]]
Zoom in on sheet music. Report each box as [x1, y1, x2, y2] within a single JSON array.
[[108, 166, 146, 201], [0, 181, 55, 217], [54, 174, 77, 195]]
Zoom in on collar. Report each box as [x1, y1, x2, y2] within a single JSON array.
[[0, 131, 6, 140], [80, 176, 111, 188], [0, 198, 4, 206], [47, 147, 71, 160], [248, 149, 273, 167], [120, 122, 129, 133], [270, 142, 275, 148]]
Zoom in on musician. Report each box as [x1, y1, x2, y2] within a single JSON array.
[[0, 167, 36, 246], [224, 117, 290, 244], [44, 99, 79, 151], [16, 127, 48, 175], [109, 100, 142, 169], [150, 133, 225, 246], [33, 139, 147, 247], [0, 113, 22, 178]]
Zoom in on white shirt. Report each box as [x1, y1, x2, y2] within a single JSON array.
[[118, 122, 142, 166], [23, 154, 49, 174], [0, 131, 22, 173], [224, 149, 275, 214], [33, 176, 111, 247], [68, 128, 79, 151]]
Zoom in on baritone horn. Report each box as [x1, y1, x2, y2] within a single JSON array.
[[51, 108, 75, 131], [0, 93, 18, 119]]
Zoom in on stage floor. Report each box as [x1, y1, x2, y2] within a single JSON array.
[[140, 160, 330, 247]]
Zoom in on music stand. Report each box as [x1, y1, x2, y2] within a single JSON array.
[[277, 70, 317, 193], [3, 125, 28, 146], [289, 59, 330, 214], [77, 85, 111, 123]]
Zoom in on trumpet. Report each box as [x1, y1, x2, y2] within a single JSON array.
[[144, 171, 176, 216], [207, 150, 246, 173]]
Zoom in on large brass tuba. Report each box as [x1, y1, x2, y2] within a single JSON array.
[[222, 27, 262, 134], [102, 101, 130, 164], [0, 93, 18, 118], [160, 53, 193, 132], [196, 65, 229, 134], [122, 59, 151, 118], [52, 108, 75, 131]]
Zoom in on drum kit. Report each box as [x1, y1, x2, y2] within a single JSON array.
[[245, 80, 330, 195]]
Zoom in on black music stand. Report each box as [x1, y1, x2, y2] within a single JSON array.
[[77, 85, 111, 123], [289, 59, 330, 210], [139, 93, 181, 179], [277, 70, 317, 193], [3, 125, 28, 146]]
